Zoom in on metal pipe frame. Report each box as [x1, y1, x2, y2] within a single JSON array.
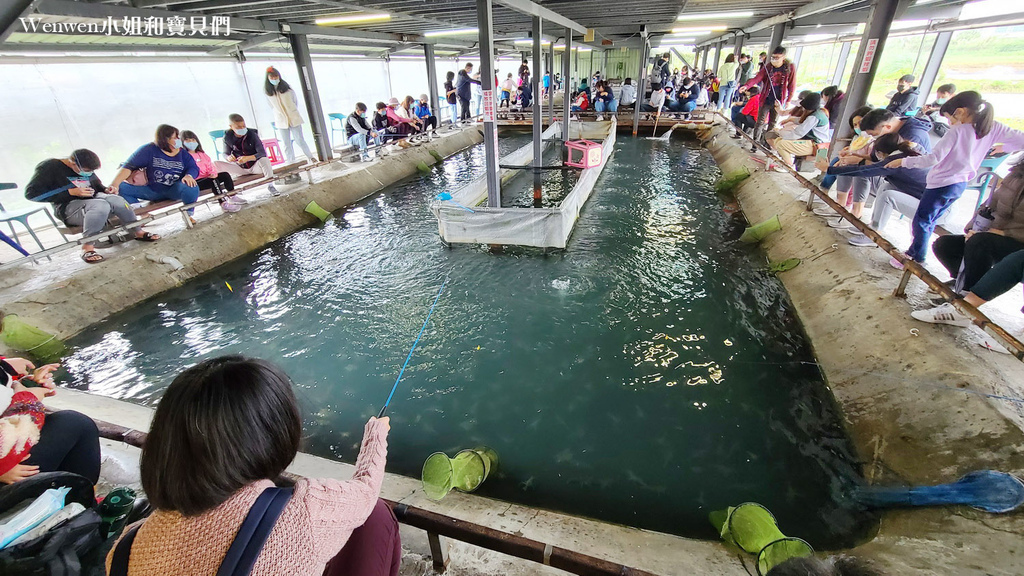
[[829, 41, 853, 86], [532, 16, 543, 204], [289, 33, 333, 162], [712, 41, 724, 74], [916, 30, 952, 107], [631, 35, 647, 137], [716, 111, 1024, 361], [477, 0, 501, 207], [562, 26, 571, 144], [424, 43, 441, 124]]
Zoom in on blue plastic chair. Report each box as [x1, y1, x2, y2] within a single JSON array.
[[209, 129, 227, 160], [0, 183, 66, 257], [970, 154, 1010, 211], [328, 113, 347, 148]]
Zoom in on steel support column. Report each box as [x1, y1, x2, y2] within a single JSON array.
[[917, 31, 952, 105], [562, 27, 572, 143], [769, 22, 786, 51], [2, 0, 38, 43], [633, 36, 649, 137], [792, 46, 804, 68], [287, 33, 331, 161], [532, 16, 543, 205], [424, 44, 441, 123], [477, 0, 501, 207], [830, 41, 852, 85], [830, 0, 901, 156], [548, 41, 555, 124], [734, 34, 745, 60], [713, 41, 724, 73]]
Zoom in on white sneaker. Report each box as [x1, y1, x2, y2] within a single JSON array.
[[827, 217, 853, 229], [361, 154, 372, 162], [268, 183, 280, 196], [812, 207, 835, 217], [229, 194, 248, 205], [595, 114, 604, 121], [911, 302, 972, 327], [847, 232, 874, 247]]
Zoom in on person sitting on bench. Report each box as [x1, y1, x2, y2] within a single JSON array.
[[181, 130, 241, 212], [25, 149, 159, 264], [386, 98, 419, 144], [215, 114, 281, 196], [108, 124, 202, 225], [346, 103, 379, 162], [413, 95, 439, 136]]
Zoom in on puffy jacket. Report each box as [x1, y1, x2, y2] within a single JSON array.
[[887, 87, 920, 116], [988, 167, 1024, 243]]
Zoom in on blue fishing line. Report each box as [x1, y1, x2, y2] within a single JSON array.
[[378, 271, 451, 417]]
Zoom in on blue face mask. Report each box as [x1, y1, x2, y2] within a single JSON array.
[[184, 141, 199, 151], [936, 97, 948, 105], [269, 78, 280, 86], [854, 127, 862, 135], [173, 138, 182, 149], [234, 128, 248, 136], [77, 170, 93, 178]]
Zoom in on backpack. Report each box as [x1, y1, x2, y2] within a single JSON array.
[[0, 473, 107, 576]]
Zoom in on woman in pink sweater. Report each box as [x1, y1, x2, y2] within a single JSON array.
[[107, 356, 397, 576]]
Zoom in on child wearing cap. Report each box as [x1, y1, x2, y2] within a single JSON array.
[[413, 94, 439, 137]]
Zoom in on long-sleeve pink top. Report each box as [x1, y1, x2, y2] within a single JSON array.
[[188, 151, 218, 180], [107, 418, 389, 575], [903, 121, 1024, 188]]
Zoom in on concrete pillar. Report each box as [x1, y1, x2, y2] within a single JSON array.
[[830, 0, 901, 154], [532, 16, 543, 204], [917, 31, 953, 106], [287, 33, 331, 161], [424, 44, 440, 123], [792, 46, 804, 69], [476, 0, 500, 207], [769, 22, 786, 51], [734, 34, 744, 59], [633, 36, 649, 137], [830, 41, 852, 86], [562, 28, 572, 143], [713, 41, 725, 73]]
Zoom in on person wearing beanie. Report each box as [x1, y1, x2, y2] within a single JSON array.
[[413, 94, 439, 136]]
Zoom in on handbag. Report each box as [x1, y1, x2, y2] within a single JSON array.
[[126, 169, 147, 186]]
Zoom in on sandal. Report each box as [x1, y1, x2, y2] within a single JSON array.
[[81, 250, 104, 264], [135, 231, 161, 242]]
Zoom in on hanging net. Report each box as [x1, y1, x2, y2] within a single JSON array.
[[421, 447, 498, 501], [739, 215, 782, 244], [0, 315, 66, 363], [710, 502, 814, 575]]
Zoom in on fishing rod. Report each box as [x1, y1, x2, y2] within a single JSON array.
[[377, 271, 451, 418]]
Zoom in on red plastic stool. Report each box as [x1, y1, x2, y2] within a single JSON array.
[[565, 139, 603, 169], [263, 138, 284, 165]]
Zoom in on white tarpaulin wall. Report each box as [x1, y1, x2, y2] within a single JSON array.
[[433, 118, 616, 249]]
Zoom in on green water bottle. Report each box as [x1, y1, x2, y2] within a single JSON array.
[[98, 487, 137, 537]]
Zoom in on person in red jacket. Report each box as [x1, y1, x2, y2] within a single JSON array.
[[741, 46, 798, 144], [730, 86, 761, 137]]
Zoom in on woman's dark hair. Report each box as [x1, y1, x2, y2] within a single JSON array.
[[849, 105, 874, 129], [180, 130, 204, 154], [140, 355, 302, 516], [70, 149, 101, 171], [859, 108, 896, 132], [800, 92, 822, 112], [873, 132, 921, 157], [264, 66, 291, 96], [725, 53, 736, 63], [402, 95, 415, 109], [154, 124, 180, 153], [446, 71, 455, 81], [821, 85, 840, 99], [940, 90, 994, 139]]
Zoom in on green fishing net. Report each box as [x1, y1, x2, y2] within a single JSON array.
[[421, 447, 498, 501], [768, 258, 801, 274], [0, 315, 66, 363], [739, 215, 782, 244], [304, 201, 331, 223], [715, 167, 751, 194], [710, 502, 814, 575]]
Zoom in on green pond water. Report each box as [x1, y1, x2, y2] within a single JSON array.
[[63, 134, 875, 547]]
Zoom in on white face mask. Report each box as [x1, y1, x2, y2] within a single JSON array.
[[234, 128, 248, 136]]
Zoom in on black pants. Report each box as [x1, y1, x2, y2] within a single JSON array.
[[753, 95, 779, 143], [972, 249, 1024, 301], [418, 115, 438, 131], [932, 232, 1024, 293], [23, 410, 101, 483], [459, 97, 472, 120], [196, 172, 234, 194]]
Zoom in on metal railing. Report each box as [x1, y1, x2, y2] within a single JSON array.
[[93, 417, 660, 576], [714, 112, 1024, 361]]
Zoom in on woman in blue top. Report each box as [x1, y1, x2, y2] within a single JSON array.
[[107, 124, 201, 223]]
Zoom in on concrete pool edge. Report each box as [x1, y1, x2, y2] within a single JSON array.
[[0, 127, 486, 344], [700, 120, 1024, 575]]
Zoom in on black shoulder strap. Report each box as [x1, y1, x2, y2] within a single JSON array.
[[216, 486, 294, 576], [107, 524, 141, 576], [105, 487, 293, 576]]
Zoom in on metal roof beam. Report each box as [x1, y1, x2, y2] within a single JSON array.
[[696, 0, 864, 47], [206, 30, 281, 54], [173, 0, 286, 11], [1, 0, 36, 43], [492, 0, 587, 34]]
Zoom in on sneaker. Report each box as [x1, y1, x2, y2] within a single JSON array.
[[847, 232, 874, 247], [229, 194, 248, 205], [827, 217, 853, 229], [812, 207, 836, 217], [730, 132, 742, 139], [889, 256, 905, 270], [285, 174, 301, 184], [431, 130, 438, 138], [268, 183, 280, 196], [595, 114, 604, 121], [911, 302, 972, 327], [221, 198, 242, 213], [361, 154, 372, 162]]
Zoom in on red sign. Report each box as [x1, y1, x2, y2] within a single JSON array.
[[859, 38, 879, 74], [482, 89, 496, 123]]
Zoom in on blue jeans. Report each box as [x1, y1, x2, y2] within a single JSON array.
[[449, 102, 458, 124], [348, 132, 368, 153], [908, 181, 967, 262], [678, 100, 697, 113], [821, 157, 840, 190], [595, 100, 618, 113], [718, 81, 737, 110], [118, 180, 201, 215]]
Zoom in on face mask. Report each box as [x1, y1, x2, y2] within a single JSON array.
[[172, 138, 182, 149], [233, 128, 248, 136], [77, 170, 93, 178], [360, 112, 367, 118], [854, 127, 862, 135], [269, 78, 280, 86], [936, 98, 947, 105], [184, 141, 199, 151]]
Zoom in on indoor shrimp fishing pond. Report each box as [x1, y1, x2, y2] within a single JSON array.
[[62, 133, 876, 548]]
